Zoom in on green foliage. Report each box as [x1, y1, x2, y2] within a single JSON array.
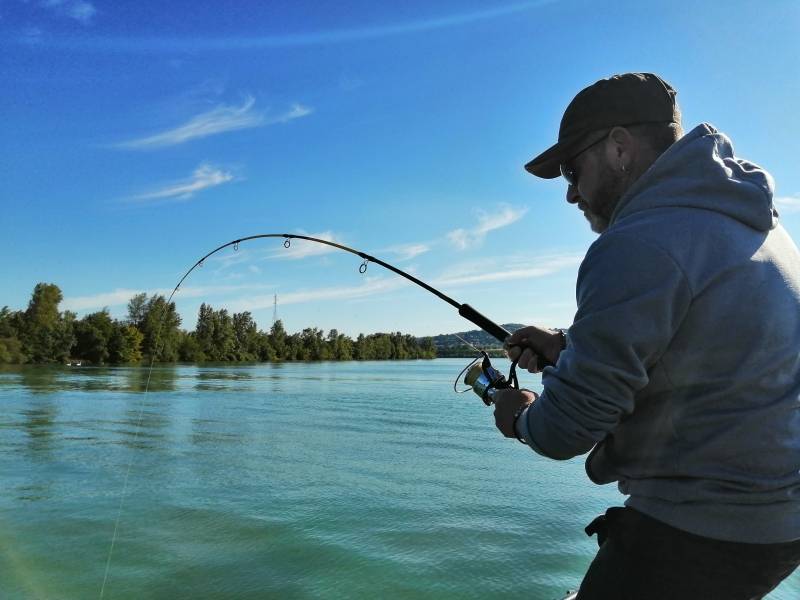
[[232, 311, 260, 361], [15, 284, 75, 363], [109, 324, 144, 364], [73, 319, 109, 365], [6, 284, 437, 364], [127, 293, 148, 328], [0, 307, 27, 363], [195, 303, 236, 361], [177, 331, 203, 362], [268, 320, 287, 359], [0, 306, 24, 338], [139, 295, 182, 362], [0, 337, 27, 364], [351, 331, 435, 360], [72, 309, 145, 365]]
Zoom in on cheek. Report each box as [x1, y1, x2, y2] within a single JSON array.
[[575, 156, 601, 200]]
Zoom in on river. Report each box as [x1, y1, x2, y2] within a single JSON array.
[[1, 361, 797, 599]]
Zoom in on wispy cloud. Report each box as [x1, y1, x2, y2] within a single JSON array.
[[62, 283, 277, 312], [271, 231, 344, 260], [63, 289, 148, 312], [228, 277, 407, 312], [19, 27, 45, 45], [775, 194, 800, 214], [41, 0, 96, 25], [339, 75, 365, 91], [116, 96, 311, 149], [435, 253, 583, 287], [129, 163, 234, 203], [384, 242, 432, 260], [447, 204, 527, 250], [21, 1, 554, 50]]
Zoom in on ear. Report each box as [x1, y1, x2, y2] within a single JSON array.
[[606, 126, 636, 170]]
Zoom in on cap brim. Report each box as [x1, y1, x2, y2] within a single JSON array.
[[524, 133, 584, 179]]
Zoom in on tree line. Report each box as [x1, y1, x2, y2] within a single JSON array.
[[0, 283, 437, 365]]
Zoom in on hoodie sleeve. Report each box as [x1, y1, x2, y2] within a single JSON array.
[[521, 232, 692, 460]]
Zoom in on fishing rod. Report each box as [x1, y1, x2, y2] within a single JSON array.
[[174, 233, 511, 343], [167, 233, 548, 402]]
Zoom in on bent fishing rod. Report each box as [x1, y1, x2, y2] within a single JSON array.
[[172, 233, 511, 343], [168, 233, 540, 401]]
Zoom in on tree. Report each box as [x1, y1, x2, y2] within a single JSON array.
[[299, 327, 327, 361], [232, 311, 259, 361], [140, 295, 181, 362], [73, 320, 109, 364], [419, 336, 436, 359], [213, 308, 236, 360], [177, 331, 203, 362], [4, 286, 437, 364], [0, 306, 23, 338], [327, 329, 353, 361], [20, 283, 74, 363], [127, 293, 149, 328], [0, 337, 26, 364], [0, 306, 26, 363], [109, 323, 144, 364], [269, 320, 288, 360], [70, 310, 144, 365], [256, 331, 276, 361]]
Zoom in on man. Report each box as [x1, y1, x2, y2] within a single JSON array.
[[493, 73, 800, 599]]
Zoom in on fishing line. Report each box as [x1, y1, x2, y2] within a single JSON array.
[[99, 233, 515, 598], [99, 281, 184, 599]]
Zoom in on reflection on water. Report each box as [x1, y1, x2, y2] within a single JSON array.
[[120, 365, 179, 393], [0, 364, 179, 394], [21, 400, 57, 453], [17, 365, 60, 394]]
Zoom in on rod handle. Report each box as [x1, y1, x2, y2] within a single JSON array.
[[458, 304, 510, 344]]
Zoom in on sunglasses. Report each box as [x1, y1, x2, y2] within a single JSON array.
[[559, 132, 610, 187]]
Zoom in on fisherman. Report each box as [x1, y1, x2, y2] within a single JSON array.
[[492, 73, 800, 599]]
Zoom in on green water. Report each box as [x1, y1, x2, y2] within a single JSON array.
[[0, 362, 797, 599]]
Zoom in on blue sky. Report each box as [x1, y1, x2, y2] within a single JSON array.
[[2, 0, 800, 337]]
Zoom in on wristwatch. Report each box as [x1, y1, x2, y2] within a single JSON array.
[[555, 328, 567, 353]]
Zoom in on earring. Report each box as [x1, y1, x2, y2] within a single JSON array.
[[620, 163, 627, 173]]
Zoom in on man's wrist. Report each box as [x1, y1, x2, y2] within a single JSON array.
[[513, 400, 549, 457], [548, 328, 567, 364], [513, 404, 530, 444]]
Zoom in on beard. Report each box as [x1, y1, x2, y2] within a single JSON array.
[[582, 205, 610, 233], [582, 164, 627, 233]]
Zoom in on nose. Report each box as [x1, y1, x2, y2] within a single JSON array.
[[566, 184, 581, 205]]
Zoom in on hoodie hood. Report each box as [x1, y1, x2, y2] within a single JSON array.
[[610, 123, 777, 231]]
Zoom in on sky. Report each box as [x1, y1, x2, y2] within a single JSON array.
[[2, 0, 800, 338]]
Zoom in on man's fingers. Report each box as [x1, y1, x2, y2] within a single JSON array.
[[505, 326, 550, 372], [505, 328, 532, 347], [518, 348, 533, 370], [527, 352, 540, 374], [517, 347, 543, 373]]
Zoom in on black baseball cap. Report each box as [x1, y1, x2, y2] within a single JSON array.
[[524, 73, 679, 179]]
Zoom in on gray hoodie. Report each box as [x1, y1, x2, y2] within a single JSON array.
[[517, 123, 800, 543]]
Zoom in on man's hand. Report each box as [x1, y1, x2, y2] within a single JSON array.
[[504, 325, 565, 373], [493, 388, 538, 439]]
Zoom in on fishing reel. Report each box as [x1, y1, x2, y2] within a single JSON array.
[[455, 351, 519, 406]]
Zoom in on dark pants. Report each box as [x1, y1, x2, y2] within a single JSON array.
[[576, 507, 800, 600]]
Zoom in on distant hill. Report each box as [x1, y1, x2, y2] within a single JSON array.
[[424, 323, 527, 357]]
